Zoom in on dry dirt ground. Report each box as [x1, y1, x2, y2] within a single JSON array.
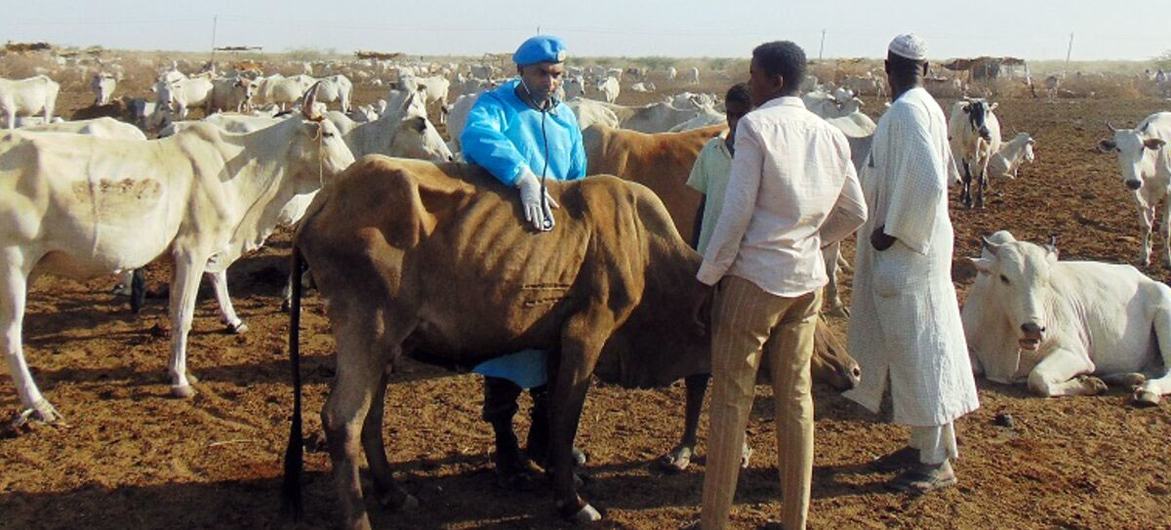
[[2, 71, 1171, 530]]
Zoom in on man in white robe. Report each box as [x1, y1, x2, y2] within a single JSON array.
[[844, 33, 979, 492]]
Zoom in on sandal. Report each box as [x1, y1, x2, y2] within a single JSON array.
[[887, 460, 957, 493]]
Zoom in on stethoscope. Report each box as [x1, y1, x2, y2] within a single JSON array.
[[520, 78, 557, 231]]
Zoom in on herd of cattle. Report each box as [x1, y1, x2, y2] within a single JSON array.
[[1, 53, 1171, 526]]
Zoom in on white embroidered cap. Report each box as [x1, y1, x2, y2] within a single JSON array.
[[888, 33, 927, 61]]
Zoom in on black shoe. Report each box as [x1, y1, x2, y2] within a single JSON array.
[[868, 446, 920, 473]]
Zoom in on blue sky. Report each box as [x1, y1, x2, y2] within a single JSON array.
[[2, 0, 1163, 61]]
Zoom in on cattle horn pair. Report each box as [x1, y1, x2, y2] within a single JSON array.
[[301, 82, 323, 121]]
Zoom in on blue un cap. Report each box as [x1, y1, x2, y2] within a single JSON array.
[[513, 35, 568, 67]]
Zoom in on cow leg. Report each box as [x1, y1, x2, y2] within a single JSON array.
[[822, 241, 847, 316], [661, 373, 709, 472], [1, 253, 61, 424], [1134, 304, 1171, 406], [1026, 347, 1103, 397], [324, 318, 393, 530], [1137, 204, 1154, 267], [549, 313, 610, 522], [975, 162, 987, 209], [959, 161, 973, 208], [206, 270, 247, 334], [1161, 198, 1171, 268], [359, 368, 416, 510], [166, 254, 207, 398]]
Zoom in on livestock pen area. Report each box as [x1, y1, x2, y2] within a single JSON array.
[[2, 53, 1171, 529]]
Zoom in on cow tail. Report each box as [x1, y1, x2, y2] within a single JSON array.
[[281, 245, 305, 520]]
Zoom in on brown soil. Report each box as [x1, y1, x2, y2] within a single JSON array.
[[2, 72, 1170, 530]]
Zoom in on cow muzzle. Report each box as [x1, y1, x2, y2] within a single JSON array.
[[978, 127, 991, 141], [1019, 322, 1045, 351], [1126, 179, 1143, 191]]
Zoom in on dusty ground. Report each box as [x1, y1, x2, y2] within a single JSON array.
[[2, 69, 1171, 530]]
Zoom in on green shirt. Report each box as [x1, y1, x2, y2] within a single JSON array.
[[685, 134, 733, 255]]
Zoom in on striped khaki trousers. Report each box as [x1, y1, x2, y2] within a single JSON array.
[[700, 275, 821, 530]]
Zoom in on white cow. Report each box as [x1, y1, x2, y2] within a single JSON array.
[[157, 76, 214, 119], [566, 97, 621, 131], [255, 74, 315, 111], [314, 74, 354, 113], [0, 88, 355, 424], [596, 76, 620, 103], [0, 75, 60, 130], [821, 111, 877, 316], [668, 106, 726, 132], [1098, 113, 1171, 267], [963, 231, 1171, 406], [948, 98, 1001, 209], [666, 66, 677, 80], [399, 74, 451, 122], [443, 91, 482, 153], [988, 132, 1036, 179], [206, 76, 255, 114], [620, 100, 708, 133], [563, 75, 586, 100], [686, 66, 700, 84], [90, 73, 117, 105], [21, 116, 146, 141], [325, 93, 453, 161]]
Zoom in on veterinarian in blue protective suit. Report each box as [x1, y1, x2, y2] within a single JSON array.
[[460, 35, 588, 490]]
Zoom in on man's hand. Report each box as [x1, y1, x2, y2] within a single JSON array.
[[870, 225, 896, 251], [516, 170, 559, 231], [691, 280, 714, 334]]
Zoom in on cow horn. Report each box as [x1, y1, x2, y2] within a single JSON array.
[[981, 235, 1002, 256], [301, 82, 322, 120], [1106, 120, 1117, 133]]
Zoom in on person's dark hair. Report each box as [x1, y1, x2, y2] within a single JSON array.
[[725, 83, 751, 108], [752, 41, 806, 95], [886, 51, 925, 81]]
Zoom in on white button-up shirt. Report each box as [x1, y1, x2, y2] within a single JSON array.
[[696, 96, 867, 297]]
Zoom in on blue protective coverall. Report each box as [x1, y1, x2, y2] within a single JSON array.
[[460, 78, 586, 389]]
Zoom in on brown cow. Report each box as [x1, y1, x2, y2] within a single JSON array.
[[284, 155, 716, 528], [583, 123, 724, 244], [582, 122, 861, 471]]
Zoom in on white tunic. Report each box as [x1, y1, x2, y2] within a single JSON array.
[[844, 87, 979, 427]]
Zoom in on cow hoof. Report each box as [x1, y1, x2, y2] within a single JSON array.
[[740, 444, 754, 469], [570, 503, 602, 523], [8, 400, 65, 434], [657, 445, 694, 473], [1133, 390, 1161, 407], [225, 321, 249, 334], [171, 384, 196, 399], [1080, 376, 1108, 395]]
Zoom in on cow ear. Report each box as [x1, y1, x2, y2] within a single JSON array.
[[989, 102, 999, 112], [1097, 139, 1117, 152], [969, 257, 994, 275], [1144, 138, 1166, 150], [410, 115, 427, 133]]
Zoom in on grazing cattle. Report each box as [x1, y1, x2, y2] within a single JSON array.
[[666, 66, 678, 80], [90, 73, 116, 105], [283, 156, 717, 527], [0, 87, 354, 425], [1044, 75, 1061, 102], [157, 76, 214, 119], [686, 66, 700, 84], [988, 132, 1036, 179], [667, 105, 726, 132], [256, 74, 314, 111], [566, 98, 621, 131], [596, 76, 620, 103], [620, 100, 711, 133], [948, 98, 1002, 208], [963, 231, 1171, 406], [443, 91, 482, 153], [630, 81, 655, 93], [1097, 113, 1171, 267], [314, 74, 354, 113], [399, 74, 451, 122], [562, 75, 586, 100], [842, 73, 886, 98], [0, 75, 60, 130], [207, 76, 255, 113]]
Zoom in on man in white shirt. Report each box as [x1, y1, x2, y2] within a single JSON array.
[[695, 41, 868, 530], [844, 33, 979, 493]]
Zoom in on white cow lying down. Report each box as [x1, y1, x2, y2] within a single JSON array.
[[963, 230, 1171, 406]]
